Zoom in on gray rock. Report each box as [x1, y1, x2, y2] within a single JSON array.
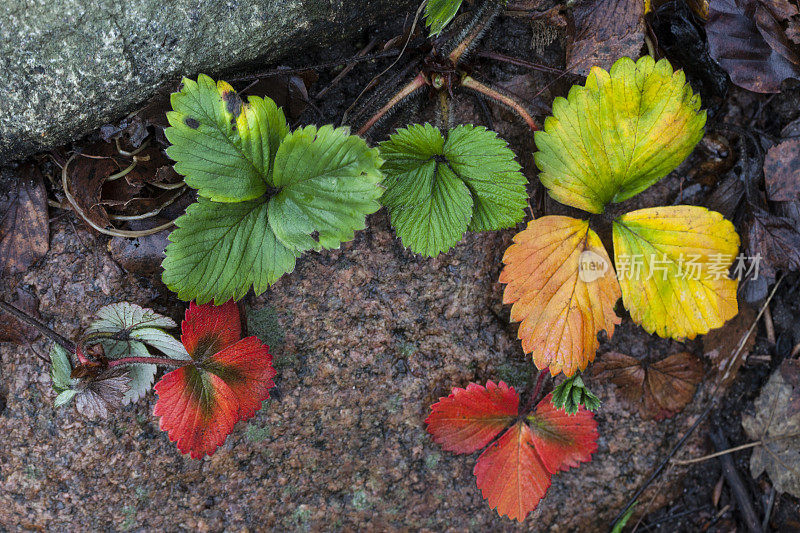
[[0, 0, 415, 162]]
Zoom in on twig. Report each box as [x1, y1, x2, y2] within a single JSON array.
[[671, 431, 800, 465], [762, 303, 775, 344], [609, 400, 716, 531], [709, 427, 763, 533], [315, 37, 379, 99], [0, 300, 75, 355], [762, 486, 775, 531]]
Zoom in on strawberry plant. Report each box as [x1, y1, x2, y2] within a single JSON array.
[[46, 300, 275, 458], [425, 0, 465, 36], [379, 123, 528, 256], [161, 75, 384, 304], [425, 380, 598, 521], [500, 56, 741, 378]]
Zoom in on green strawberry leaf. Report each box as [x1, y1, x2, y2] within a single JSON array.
[[379, 123, 527, 257], [162, 76, 384, 303], [165, 74, 289, 202], [268, 125, 384, 252], [87, 301, 177, 333], [162, 197, 299, 304], [551, 374, 601, 414], [50, 343, 74, 393], [534, 56, 706, 214], [54, 389, 78, 408], [425, 0, 464, 36]]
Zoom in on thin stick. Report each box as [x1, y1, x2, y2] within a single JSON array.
[[721, 274, 784, 383], [762, 303, 775, 344], [670, 431, 800, 465], [316, 36, 379, 99], [475, 50, 565, 75], [0, 300, 75, 354], [710, 428, 763, 533]]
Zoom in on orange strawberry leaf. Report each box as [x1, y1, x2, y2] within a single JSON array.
[[474, 421, 551, 522], [425, 380, 519, 454], [153, 301, 276, 458], [500, 216, 621, 377]]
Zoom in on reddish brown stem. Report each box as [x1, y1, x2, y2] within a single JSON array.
[[460, 76, 539, 131], [108, 356, 188, 368], [524, 369, 549, 414], [357, 72, 429, 136]]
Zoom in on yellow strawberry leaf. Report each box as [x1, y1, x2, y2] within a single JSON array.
[[534, 56, 706, 213], [612, 206, 739, 340], [500, 216, 622, 377]]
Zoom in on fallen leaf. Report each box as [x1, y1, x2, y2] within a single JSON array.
[[593, 351, 704, 420], [703, 303, 757, 385], [106, 219, 171, 277], [745, 206, 800, 277], [567, 0, 645, 75], [764, 139, 800, 202], [0, 163, 49, 275], [242, 71, 318, 120], [612, 206, 739, 340], [500, 216, 621, 377], [69, 144, 121, 228], [707, 0, 800, 93], [73, 367, 130, 420], [649, 0, 729, 101], [153, 300, 276, 459], [0, 288, 41, 343], [742, 360, 800, 497]]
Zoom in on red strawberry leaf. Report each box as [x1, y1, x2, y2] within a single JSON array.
[[181, 300, 242, 359], [425, 380, 519, 454], [427, 382, 599, 522], [474, 421, 551, 522], [153, 301, 276, 459], [527, 393, 598, 473]]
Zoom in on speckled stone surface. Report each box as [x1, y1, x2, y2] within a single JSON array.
[[0, 0, 416, 161], [0, 211, 709, 531]]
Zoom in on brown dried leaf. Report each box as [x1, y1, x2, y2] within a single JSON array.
[[703, 303, 757, 385], [746, 206, 800, 277], [567, 0, 645, 75], [707, 0, 800, 93], [742, 359, 800, 497], [593, 351, 703, 420], [69, 144, 120, 228], [73, 368, 130, 420], [764, 139, 800, 202], [0, 163, 49, 276], [0, 288, 41, 343]]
